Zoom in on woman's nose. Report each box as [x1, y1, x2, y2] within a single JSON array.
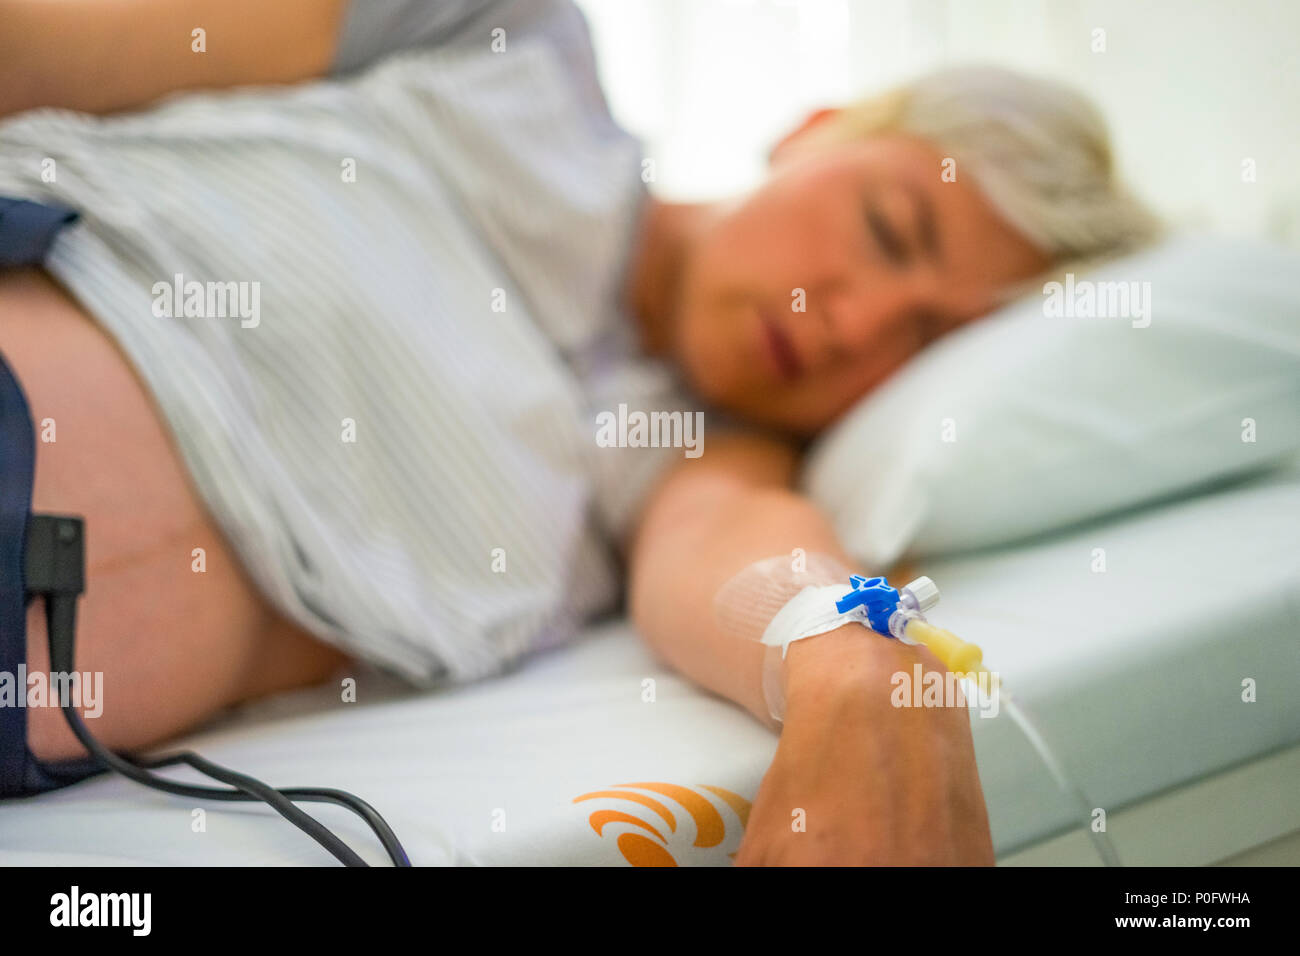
[[817, 291, 894, 358]]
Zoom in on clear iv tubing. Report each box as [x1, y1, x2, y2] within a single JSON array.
[[1000, 693, 1123, 868], [896, 614, 1122, 867]]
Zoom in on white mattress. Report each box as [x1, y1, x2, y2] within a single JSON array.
[[3, 465, 1298, 866]]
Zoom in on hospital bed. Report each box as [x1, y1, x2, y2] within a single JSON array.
[[2, 459, 1297, 866]]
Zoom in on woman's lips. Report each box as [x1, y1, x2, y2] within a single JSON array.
[[758, 307, 803, 381]]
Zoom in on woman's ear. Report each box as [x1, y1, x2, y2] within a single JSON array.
[[768, 107, 842, 164]]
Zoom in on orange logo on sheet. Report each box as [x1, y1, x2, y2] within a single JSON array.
[[573, 782, 752, 866]]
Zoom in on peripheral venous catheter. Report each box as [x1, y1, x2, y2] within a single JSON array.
[[832, 573, 996, 686], [714, 554, 1121, 866], [714, 554, 996, 722]]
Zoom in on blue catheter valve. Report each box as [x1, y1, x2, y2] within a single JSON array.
[[834, 575, 902, 634]]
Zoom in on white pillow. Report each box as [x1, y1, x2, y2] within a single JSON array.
[[802, 234, 1300, 567]]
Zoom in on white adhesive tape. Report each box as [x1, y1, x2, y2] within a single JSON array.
[[759, 584, 870, 658]]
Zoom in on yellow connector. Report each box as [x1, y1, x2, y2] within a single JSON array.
[[901, 618, 998, 689]]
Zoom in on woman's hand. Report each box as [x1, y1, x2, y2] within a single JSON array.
[[734, 626, 995, 866]]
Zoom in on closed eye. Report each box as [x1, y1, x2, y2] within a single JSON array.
[[866, 185, 941, 267], [865, 202, 909, 266]]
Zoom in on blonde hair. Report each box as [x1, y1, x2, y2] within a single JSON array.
[[792, 65, 1161, 268]]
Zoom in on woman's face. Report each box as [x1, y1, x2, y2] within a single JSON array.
[[672, 131, 1049, 435]]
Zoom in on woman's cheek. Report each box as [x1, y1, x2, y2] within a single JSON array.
[[677, 302, 740, 402]]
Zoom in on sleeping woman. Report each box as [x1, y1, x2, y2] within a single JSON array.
[[0, 0, 1156, 863]]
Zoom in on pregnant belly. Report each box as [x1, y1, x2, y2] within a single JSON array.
[[0, 267, 343, 761]]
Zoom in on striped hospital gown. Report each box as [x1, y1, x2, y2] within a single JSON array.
[[0, 0, 691, 682]]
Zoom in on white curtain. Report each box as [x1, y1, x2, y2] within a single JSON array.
[[576, 0, 1300, 246]]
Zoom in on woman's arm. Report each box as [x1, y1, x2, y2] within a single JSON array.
[[0, 0, 347, 118], [629, 432, 994, 864]]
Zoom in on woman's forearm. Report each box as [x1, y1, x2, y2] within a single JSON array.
[[628, 434, 883, 722], [0, 0, 346, 118], [629, 437, 994, 863]]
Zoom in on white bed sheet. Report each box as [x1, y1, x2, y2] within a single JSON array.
[[2, 465, 1297, 865]]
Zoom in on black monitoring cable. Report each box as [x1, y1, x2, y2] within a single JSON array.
[[25, 514, 410, 867]]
